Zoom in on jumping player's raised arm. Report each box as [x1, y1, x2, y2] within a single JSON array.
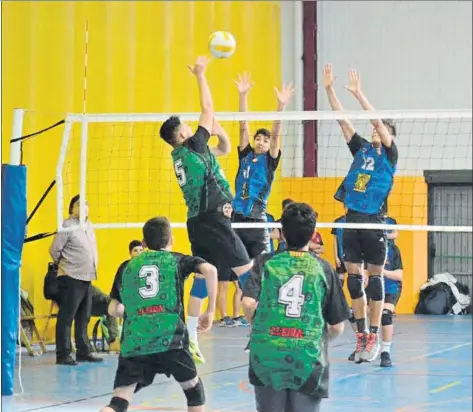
[[344, 69, 393, 148], [269, 83, 295, 159], [188, 56, 214, 134], [323, 64, 356, 142], [233, 72, 253, 149]]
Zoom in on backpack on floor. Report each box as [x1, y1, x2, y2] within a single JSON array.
[[415, 273, 471, 315], [415, 283, 455, 315]]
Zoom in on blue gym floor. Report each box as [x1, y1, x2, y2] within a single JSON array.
[[2, 315, 472, 412]]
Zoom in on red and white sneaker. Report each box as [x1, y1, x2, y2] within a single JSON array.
[[354, 333, 366, 364], [362, 333, 381, 362]]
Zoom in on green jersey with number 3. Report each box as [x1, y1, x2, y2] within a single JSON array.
[[171, 135, 233, 219], [119, 251, 189, 358], [250, 251, 329, 391]]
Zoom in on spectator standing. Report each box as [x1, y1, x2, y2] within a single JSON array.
[[49, 194, 102, 365]]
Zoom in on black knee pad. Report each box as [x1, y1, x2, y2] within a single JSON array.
[[381, 309, 393, 326], [347, 274, 364, 300], [107, 396, 129, 412], [183, 378, 205, 407], [348, 308, 356, 324], [366, 275, 384, 301]]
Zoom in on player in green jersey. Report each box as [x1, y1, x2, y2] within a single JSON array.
[[242, 203, 350, 412], [159, 56, 254, 362], [101, 217, 218, 412]]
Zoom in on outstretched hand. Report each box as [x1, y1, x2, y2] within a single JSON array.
[[323, 64, 336, 88], [187, 56, 211, 77], [275, 82, 296, 106], [233, 72, 254, 94], [344, 69, 361, 95]]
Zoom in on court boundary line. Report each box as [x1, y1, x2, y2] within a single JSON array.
[[336, 341, 472, 382], [16, 331, 472, 411], [17, 339, 360, 411], [20, 363, 248, 412]]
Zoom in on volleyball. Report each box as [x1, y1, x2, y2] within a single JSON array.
[[208, 31, 236, 59]]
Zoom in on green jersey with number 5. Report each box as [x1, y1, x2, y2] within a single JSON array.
[[171, 128, 233, 219], [118, 250, 205, 358], [250, 251, 329, 391]]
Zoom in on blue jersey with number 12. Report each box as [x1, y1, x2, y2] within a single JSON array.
[[338, 143, 395, 214]]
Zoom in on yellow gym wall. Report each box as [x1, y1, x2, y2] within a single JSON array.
[[2, 1, 282, 337], [282, 176, 428, 314]]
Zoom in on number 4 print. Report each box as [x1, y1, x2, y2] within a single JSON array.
[[278, 275, 305, 318]]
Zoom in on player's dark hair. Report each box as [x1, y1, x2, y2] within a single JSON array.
[[128, 240, 143, 253], [382, 119, 397, 137], [160, 116, 181, 146], [282, 198, 294, 209], [142, 217, 172, 251], [68, 194, 80, 214], [253, 128, 271, 139], [281, 202, 317, 250]]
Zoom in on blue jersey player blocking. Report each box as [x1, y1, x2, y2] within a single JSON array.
[[324, 65, 398, 364], [232, 72, 295, 257]]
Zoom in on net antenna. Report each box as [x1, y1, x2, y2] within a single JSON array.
[[79, 20, 89, 229]]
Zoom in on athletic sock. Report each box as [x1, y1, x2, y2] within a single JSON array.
[[355, 318, 367, 334], [369, 325, 379, 335], [381, 341, 392, 354], [187, 316, 199, 343]]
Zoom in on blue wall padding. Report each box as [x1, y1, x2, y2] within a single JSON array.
[[1, 164, 27, 396]]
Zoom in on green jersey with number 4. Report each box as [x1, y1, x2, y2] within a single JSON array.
[[119, 251, 188, 358], [250, 251, 329, 391], [171, 140, 233, 219]]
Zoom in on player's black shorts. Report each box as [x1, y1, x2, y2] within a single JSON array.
[[343, 210, 387, 266], [187, 205, 251, 273], [233, 213, 270, 259], [217, 264, 238, 282], [113, 348, 196, 392]]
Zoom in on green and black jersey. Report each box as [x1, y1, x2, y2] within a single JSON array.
[[110, 250, 206, 358], [243, 250, 350, 397], [171, 126, 233, 219]]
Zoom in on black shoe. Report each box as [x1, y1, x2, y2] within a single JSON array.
[[56, 355, 78, 365], [76, 353, 104, 363], [348, 350, 356, 362], [380, 351, 392, 367]]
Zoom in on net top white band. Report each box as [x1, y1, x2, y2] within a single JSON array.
[[65, 109, 473, 123], [56, 222, 473, 233]]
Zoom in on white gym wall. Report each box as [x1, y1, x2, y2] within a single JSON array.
[[282, 1, 472, 178], [317, 0, 472, 177]]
